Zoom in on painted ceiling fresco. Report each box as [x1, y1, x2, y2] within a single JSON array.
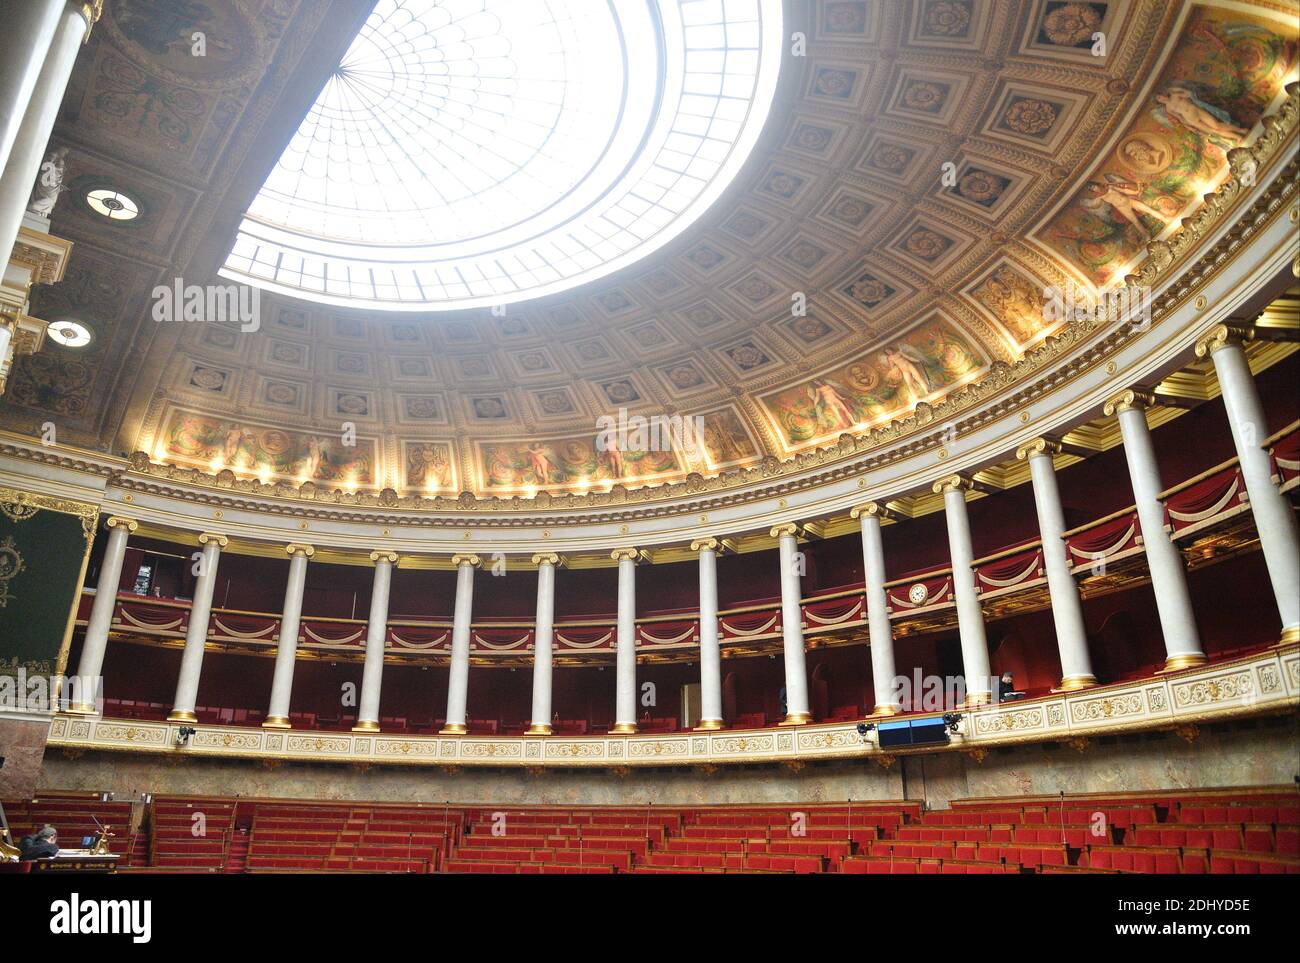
[[2, 0, 1297, 498]]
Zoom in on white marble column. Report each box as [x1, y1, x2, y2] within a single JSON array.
[[1197, 325, 1300, 646], [168, 532, 227, 722], [1017, 439, 1097, 691], [610, 548, 640, 733], [353, 550, 397, 732], [772, 524, 811, 724], [527, 552, 561, 735], [70, 515, 136, 713], [1104, 390, 1205, 669], [0, 0, 63, 184], [263, 543, 314, 729], [934, 477, 993, 706], [851, 503, 901, 715], [441, 553, 480, 734], [692, 537, 724, 730], [0, 1, 95, 265]]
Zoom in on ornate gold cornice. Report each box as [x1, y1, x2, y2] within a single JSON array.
[[285, 543, 315, 558], [0, 487, 98, 538], [1015, 438, 1062, 461], [1103, 389, 1157, 417], [9, 227, 72, 286]]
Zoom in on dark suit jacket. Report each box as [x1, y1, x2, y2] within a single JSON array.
[[18, 836, 58, 861]]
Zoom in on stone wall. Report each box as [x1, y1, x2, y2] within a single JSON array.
[[0, 716, 51, 798], [35, 715, 1298, 808]]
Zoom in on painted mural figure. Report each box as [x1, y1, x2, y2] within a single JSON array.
[[1081, 175, 1169, 237], [974, 266, 1048, 345], [597, 433, 625, 480], [407, 444, 452, 490], [221, 424, 246, 467], [1154, 83, 1250, 143], [161, 412, 373, 484], [299, 436, 323, 480], [878, 345, 932, 404], [526, 443, 558, 486], [1039, 8, 1295, 286], [807, 380, 856, 431]]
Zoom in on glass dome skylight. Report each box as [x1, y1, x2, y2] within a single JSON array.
[[220, 0, 783, 311]]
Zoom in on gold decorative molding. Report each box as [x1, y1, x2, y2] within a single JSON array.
[[10, 226, 72, 286], [80, 0, 105, 37], [43, 647, 1300, 768]]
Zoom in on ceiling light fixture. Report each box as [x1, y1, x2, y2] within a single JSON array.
[[45, 319, 94, 347], [86, 188, 139, 220]]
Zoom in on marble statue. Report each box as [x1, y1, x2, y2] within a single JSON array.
[[27, 147, 69, 218]]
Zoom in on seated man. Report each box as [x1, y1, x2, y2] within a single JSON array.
[[998, 672, 1024, 701], [19, 825, 59, 861]]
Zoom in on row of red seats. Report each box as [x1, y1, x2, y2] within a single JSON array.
[[8, 789, 1297, 874]]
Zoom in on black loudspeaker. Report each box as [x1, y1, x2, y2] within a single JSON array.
[[876, 718, 950, 748]]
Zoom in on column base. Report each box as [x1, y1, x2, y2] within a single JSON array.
[[351, 720, 380, 732], [167, 710, 197, 723], [1159, 653, 1208, 673], [693, 719, 724, 731], [867, 704, 902, 717], [524, 724, 552, 735], [1052, 674, 1098, 693], [959, 693, 992, 709], [778, 712, 812, 726], [262, 716, 292, 729], [439, 723, 468, 735], [608, 722, 638, 734], [1273, 625, 1299, 648], [66, 703, 99, 716]]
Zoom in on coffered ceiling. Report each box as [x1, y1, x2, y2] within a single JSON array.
[[3, 0, 1297, 500]]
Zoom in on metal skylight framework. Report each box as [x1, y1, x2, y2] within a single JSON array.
[[221, 0, 783, 311]]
